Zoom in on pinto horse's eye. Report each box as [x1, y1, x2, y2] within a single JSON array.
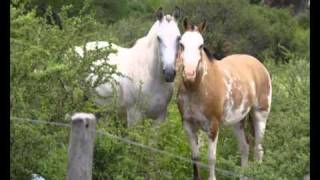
[[179, 43, 184, 50], [199, 44, 204, 49], [157, 36, 162, 42], [177, 36, 181, 41]]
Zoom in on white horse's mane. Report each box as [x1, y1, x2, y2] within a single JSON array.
[[74, 15, 177, 62], [133, 15, 175, 49], [131, 21, 160, 49]]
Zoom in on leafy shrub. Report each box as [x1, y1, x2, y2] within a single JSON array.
[[242, 53, 309, 179], [10, 3, 119, 120], [167, 0, 308, 62], [10, 121, 69, 179], [11, 5, 120, 178]]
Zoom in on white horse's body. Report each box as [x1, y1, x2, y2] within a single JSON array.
[[74, 41, 125, 58], [75, 10, 181, 125]]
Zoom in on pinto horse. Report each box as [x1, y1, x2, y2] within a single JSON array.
[[177, 19, 272, 180], [75, 8, 181, 126]]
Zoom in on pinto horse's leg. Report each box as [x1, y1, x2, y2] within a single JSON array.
[[250, 109, 269, 163], [208, 130, 219, 180], [208, 120, 219, 180], [233, 120, 249, 167], [183, 121, 201, 180]]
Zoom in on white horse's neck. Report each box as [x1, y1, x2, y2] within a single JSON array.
[[137, 21, 164, 83]]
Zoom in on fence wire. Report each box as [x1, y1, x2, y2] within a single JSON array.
[[11, 116, 253, 179]]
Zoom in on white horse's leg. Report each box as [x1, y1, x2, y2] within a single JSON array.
[[250, 109, 269, 163], [126, 106, 142, 127], [184, 121, 201, 180], [208, 130, 219, 180], [233, 121, 249, 167], [154, 108, 167, 125]]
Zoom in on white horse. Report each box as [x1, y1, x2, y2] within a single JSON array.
[[74, 8, 181, 126]]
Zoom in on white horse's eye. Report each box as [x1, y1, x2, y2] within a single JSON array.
[[179, 43, 184, 50], [177, 36, 181, 41], [199, 44, 204, 49], [157, 36, 162, 42]]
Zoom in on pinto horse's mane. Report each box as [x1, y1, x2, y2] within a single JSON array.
[[203, 46, 221, 61]]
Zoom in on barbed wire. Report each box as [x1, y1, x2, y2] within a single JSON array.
[[11, 117, 71, 128], [11, 116, 253, 179]]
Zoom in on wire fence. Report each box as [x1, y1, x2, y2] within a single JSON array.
[[11, 116, 253, 179]]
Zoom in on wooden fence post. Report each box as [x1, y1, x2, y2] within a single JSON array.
[[67, 113, 96, 180]]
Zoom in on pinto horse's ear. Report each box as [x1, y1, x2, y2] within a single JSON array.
[[183, 18, 192, 31], [156, 7, 164, 21], [172, 6, 181, 20], [198, 20, 207, 33]]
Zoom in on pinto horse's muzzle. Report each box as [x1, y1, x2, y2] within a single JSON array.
[[163, 68, 176, 82]]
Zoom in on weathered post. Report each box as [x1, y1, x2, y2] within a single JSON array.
[[67, 113, 96, 180]]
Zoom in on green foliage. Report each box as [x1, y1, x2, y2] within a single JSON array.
[[168, 0, 309, 62], [10, 121, 69, 179], [249, 0, 263, 4], [11, 5, 120, 178], [295, 10, 310, 29], [93, 0, 130, 24], [11, 0, 309, 179], [10, 4, 118, 119], [243, 55, 310, 179]]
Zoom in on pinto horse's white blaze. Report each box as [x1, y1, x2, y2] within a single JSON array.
[[180, 31, 204, 80], [74, 8, 181, 126], [177, 19, 272, 180]]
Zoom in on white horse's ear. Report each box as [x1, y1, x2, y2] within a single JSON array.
[[183, 18, 192, 31], [172, 6, 181, 20], [198, 20, 207, 33], [156, 7, 164, 21]]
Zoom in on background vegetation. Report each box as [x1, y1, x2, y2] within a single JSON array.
[[10, 0, 309, 179]]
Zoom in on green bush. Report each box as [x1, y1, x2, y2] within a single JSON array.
[[10, 121, 69, 179], [166, 0, 309, 62], [10, 4, 119, 119], [11, 5, 120, 178], [243, 55, 309, 179]]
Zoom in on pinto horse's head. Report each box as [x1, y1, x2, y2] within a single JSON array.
[[179, 18, 207, 82], [155, 7, 181, 82]]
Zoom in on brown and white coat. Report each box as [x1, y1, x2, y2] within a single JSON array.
[[177, 19, 272, 180]]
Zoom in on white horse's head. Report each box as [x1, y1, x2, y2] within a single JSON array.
[[155, 7, 181, 82]]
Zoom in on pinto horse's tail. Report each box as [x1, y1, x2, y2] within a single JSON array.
[[244, 114, 255, 146]]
